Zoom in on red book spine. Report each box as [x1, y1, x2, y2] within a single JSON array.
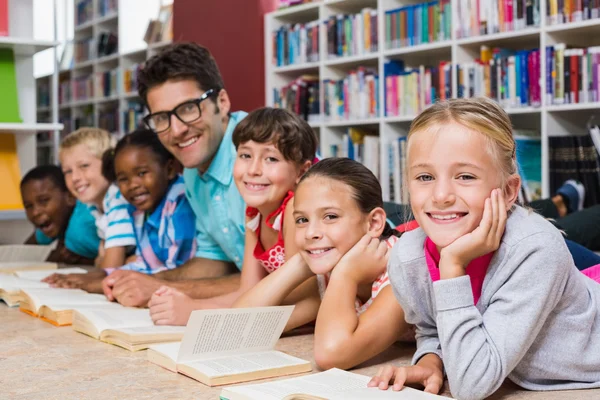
[[0, 0, 8, 36], [571, 53, 579, 103]]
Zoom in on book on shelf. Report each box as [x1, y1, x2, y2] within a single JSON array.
[[98, 108, 120, 134], [547, 0, 600, 25], [122, 63, 142, 94], [123, 100, 145, 134], [95, 68, 119, 98], [0, 0, 7, 36], [457, 46, 541, 108], [76, 0, 94, 26], [144, 4, 173, 44], [97, 0, 117, 17], [456, 0, 540, 38], [323, 67, 379, 122], [326, 8, 378, 59], [272, 20, 320, 67], [73, 75, 94, 101], [514, 130, 542, 202], [220, 368, 445, 400], [384, 0, 452, 50], [273, 75, 320, 123], [75, 36, 96, 63], [72, 307, 185, 351], [385, 137, 409, 204], [546, 44, 600, 106], [97, 31, 118, 57], [147, 306, 311, 386], [335, 127, 380, 179], [0, 134, 23, 212], [0, 49, 21, 123], [384, 59, 451, 118], [19, 287, 119, 326]]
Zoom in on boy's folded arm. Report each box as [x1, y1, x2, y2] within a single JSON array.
[[434, 232, 570, 400]]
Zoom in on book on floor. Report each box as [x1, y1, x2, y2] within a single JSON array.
[[147, 306, 312, 386], [220, 368, 445, 400], [72, 307, 185, 351], [19, 287, 119, 326], [0, 275, 49, 307], [14, 267, 88, 281]]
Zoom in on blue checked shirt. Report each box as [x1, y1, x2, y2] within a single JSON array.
[[118, 175, 197, 274], [88, 184, 136, 248]]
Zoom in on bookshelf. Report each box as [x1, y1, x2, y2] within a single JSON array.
[[265, 0, 600, 201], [36, 0, 171, 164], [0, 0, 62, 230]]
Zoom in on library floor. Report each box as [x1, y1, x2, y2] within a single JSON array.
[[1, 304, 599, 400]]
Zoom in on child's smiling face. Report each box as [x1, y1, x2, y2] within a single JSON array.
[[60, 144, 110, 208], [21, 178, 75, 239], [407, 122, 509, 249], [114, 146, 176, 213]]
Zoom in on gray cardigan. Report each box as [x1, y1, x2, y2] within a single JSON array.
[[388, 206, 600, 400]]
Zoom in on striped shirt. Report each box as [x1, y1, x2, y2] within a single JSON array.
[[89, 184, 136, 249], [317, 235, 399, 315], [118, 176, 196, 274]]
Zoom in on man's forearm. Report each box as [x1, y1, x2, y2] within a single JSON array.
[[166, 273, 241, 299], [156, 257, 238, 281]]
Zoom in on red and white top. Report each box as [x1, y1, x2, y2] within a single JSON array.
[[245, 191, 294, 273], [317, 235, 400, 315]]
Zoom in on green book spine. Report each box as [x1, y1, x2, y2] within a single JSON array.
[[0, 49, 21, 123]]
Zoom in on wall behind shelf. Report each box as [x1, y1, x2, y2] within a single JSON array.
[[173, 0, 278, 112]]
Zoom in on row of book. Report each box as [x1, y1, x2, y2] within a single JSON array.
[[37, 81, 51, 108], [546, 44, 600, 105], [273, 75, 320, 123], [457, 47, 542, 108], [326, 9, 378, 59], [73, 75, 95, 101], [95, 70, 119, 99], [122, 63, 142, 95], [456, 0, 541, 39], [323, 67, 379, 122], [98, 0, 117, 17], [384, 59, 451, 118], [76, 0, 93, 26], [384, 0, 452, 50], [74, 32, 118, 64], [547, 0, 600, 25], [272, 21, 319, 67], [98, 108, 119, 133]]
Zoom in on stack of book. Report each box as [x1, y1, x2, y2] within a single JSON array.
[[323, 67, 379, 122], [547, 0, 600, 25], [456, 0, 541, 38], [384, 59, 451, 118], [384, 1, 452, 50], [457, 47, 541, 108], [272, 21, 319, 67], [546, 44, 600, 106], [273, 75, 320, 123], [326, 9, 378, 59]]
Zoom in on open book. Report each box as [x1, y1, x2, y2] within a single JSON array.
[[147, 306, 311, 386], [0, 275, 49, 306], [220, 368, 445, 400], [19, 287, 119, 326], [72, 307, 185, 351], [14, 267, 88, 281], [0, 244, 56, 272]]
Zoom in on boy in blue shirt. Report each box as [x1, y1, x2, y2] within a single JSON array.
[[21, 165, 100, 265]]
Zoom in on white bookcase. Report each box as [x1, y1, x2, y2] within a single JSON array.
[[265, 0, 600, 200], [36, 0, 170, 164], [0, 0, 61, 234]]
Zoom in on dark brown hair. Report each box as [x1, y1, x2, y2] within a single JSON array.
[[298, 157, 400, 239], [137, 42, 225, 109], [232, 107, 318, 164]]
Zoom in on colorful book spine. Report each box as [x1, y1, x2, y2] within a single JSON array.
[[457, 0, 540, 38], [547, 0, 598, 24], [273, 20, 320, 67], [73, 75, 94, 101], [323, 67, 379, 121], [326, 8, 378, 59], [547, 44, 600, 105], [97, 0, 118, 17], [95, 68, 120, 98], [75, 37, 96, 63], [122, 63, 142, 94], [385, 1, 452, 49], [122, 101, 145, 134], [98, 108, 120, 134], [456, 47, 541, 108], [76, 0, 94, 26], [273, 75, 320, 123]]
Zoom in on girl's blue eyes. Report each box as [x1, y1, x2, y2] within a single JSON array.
[[416, 175, 476, 181]]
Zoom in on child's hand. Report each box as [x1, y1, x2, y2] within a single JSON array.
[[367, 364, 443, 394], [440, 188, 507, 277], [335, 234, 390, 284], [148, 286, 196, 326]]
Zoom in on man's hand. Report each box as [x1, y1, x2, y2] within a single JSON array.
[[148, 286, 199, 326], [102, 270, 163, 307], [334, 234, 390, 285]]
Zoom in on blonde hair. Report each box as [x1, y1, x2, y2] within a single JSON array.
[[59, 127, 116, 161], [408, 97, 518, 182]]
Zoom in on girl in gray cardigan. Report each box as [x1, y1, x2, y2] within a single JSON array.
[[368, 97, 600, 400]]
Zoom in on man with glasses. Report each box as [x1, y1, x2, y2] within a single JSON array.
[[101, 43, 247, 308]]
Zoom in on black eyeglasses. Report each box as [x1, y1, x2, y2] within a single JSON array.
[[143, 89, 218, 134]]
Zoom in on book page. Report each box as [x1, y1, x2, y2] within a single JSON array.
[[0, 275, 49, 291], [72, 307, 155, 332], [21, 288, 110, 312], [329, 387, 445, 400], [114, 325, 186, 335], [183, 350, 308, 378], [0, 244, 55, 263], [222, 368, 370, 400], [149, 342, 181, 362], [15, 267, 88, 281], [178, 306, 294, 363]]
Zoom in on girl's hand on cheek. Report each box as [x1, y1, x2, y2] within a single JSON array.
[[334, 234, 390, 284], [439, 188, 507, 278]]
